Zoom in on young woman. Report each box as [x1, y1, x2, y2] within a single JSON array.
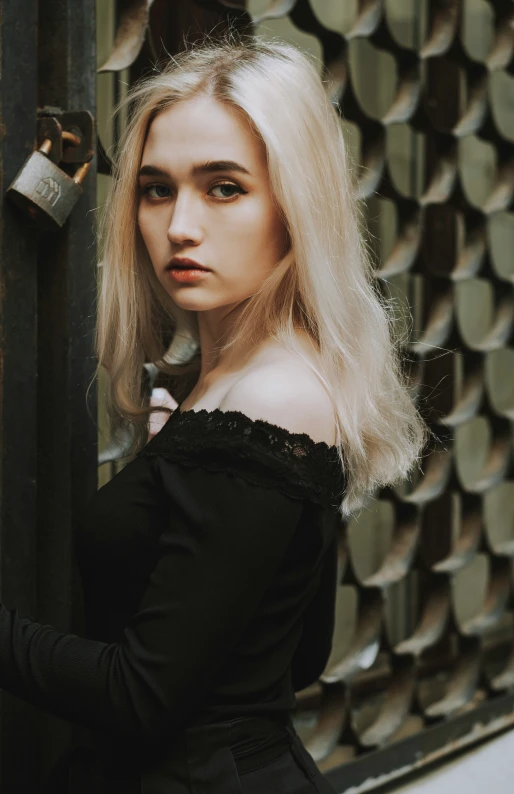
[[4, 35, 426, 794]]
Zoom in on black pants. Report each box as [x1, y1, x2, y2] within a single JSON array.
[[43, 713, 338, 793]]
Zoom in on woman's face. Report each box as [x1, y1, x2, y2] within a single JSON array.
[[137, 95, 288, 315]]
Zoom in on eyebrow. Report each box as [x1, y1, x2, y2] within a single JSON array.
[[138, 160, 252, 179]]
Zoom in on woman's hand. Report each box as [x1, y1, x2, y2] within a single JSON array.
[[148, 388, 178, 442]]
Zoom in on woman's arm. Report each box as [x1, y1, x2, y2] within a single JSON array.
[[0, 458, 302, 740], [290, 532, 338, 693]]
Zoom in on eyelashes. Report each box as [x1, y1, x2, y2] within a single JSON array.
[[139, 181, 247, 202], [142, 184, 171, 200], [209, 182, 246, 199]]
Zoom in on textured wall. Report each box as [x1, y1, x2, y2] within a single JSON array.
[[248, 0, 514, 783], [96, 1, 514, 788]]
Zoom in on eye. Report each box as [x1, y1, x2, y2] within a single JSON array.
[[208, 182, 246, 200], [141, 183, 171, 200], [139, 181, 247, 202]]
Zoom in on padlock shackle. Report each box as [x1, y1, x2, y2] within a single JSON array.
[[73, 160, 92, 185], [62, 130, 82, 147], [39, 139, 53, 156]]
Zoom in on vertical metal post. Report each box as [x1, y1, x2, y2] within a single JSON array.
[[0, 0, 97, 786], [35, 0, 98, 785], [0, 1, 40, 790]]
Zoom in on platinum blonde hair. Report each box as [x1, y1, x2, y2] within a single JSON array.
[[94, 33, 428, 517]]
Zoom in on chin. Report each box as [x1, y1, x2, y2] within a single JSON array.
[[166, 292, 213, 312]]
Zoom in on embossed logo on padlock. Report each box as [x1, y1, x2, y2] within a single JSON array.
[[36, 176, 61, 206]]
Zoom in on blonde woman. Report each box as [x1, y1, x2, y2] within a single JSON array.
[[2, 35, 426, 794]]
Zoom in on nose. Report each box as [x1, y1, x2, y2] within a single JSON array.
[[166, 190, 202, 246]]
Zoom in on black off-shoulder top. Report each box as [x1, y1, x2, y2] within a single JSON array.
[[0, 404, 345, 780]]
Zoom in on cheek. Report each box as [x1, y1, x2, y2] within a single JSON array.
[[137, 204, 152, 233], [259, 204, 287, 258], [137, 214, 167, 280], [137, 206, 161, 256], [236, 197, 283, 244], [137, 206, 149, 242]]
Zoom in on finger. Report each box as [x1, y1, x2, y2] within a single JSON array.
[[150, 387, 178, 411], [148, 411, 170, 437], [148, 389, 178, 441]]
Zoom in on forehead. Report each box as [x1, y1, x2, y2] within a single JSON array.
[[142, 96, 266, 169]]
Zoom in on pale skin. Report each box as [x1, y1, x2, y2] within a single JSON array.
[[138, 95, 336, 446]]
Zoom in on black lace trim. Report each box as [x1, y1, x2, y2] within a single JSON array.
[[138, 407, 346, 511]]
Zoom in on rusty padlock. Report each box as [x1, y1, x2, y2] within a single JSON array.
[[7, 138, 91, 228]]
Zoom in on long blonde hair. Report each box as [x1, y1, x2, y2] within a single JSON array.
[[94, 33, 428, 517]]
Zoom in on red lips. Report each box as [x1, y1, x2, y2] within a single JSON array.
[[168, 257, 209, 270]]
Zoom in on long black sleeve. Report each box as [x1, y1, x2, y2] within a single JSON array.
[[0, 456, 302, 739], [290, 531, 338, 692]]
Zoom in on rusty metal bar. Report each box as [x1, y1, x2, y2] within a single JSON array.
[[34, 0, 98, 786], [325, 691, 514, 793], [0, 1, 40, 790]]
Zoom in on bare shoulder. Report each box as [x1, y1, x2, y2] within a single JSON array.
[[220, 361, 336, 447]]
